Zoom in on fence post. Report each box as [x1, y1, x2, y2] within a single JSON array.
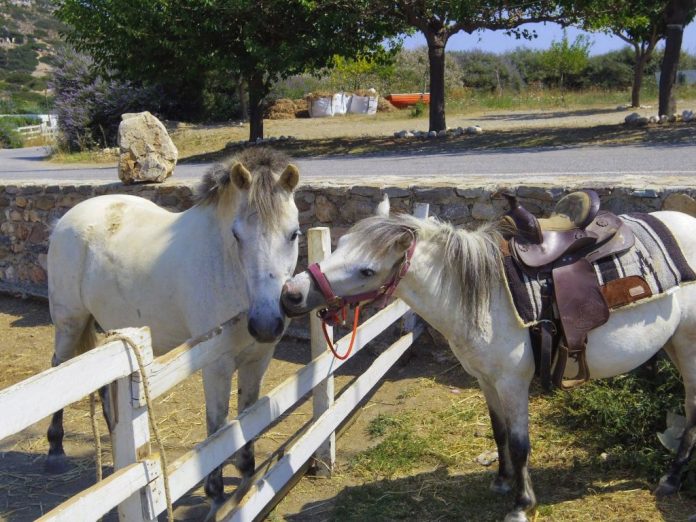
[[110, 327, 159, 521], [402, 203, 429, 333], [307, 227, 335, 476]]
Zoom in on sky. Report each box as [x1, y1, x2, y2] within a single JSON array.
[[403, 21, 696, 56]]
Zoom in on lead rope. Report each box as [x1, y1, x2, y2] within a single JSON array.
[[322, 304, 361, 360], [91, 333, 174, 522]]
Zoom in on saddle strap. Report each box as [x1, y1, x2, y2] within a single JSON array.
[[551, 258, 610, 390]]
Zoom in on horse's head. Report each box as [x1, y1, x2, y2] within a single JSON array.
[[281, 196, 414, 317], [199, 148, 301, 342]]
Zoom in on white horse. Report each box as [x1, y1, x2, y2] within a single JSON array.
[[281, 198, 696, 522], [46, 148, 301, 509]]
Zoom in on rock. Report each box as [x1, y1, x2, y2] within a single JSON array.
[[466, 126, 483, 134], [395, 130, 407, 138], [636, 116, 649, 126], [118, 111, 178, 184], [649, 115, 658, 123], [428, 130, 437, 138], [404, 131, 414, 138], [475, 450, 498, 467], [624, 112, 641, 124], [660, 114, 669, 123], [663, 193, 696, 217], [314, 195, 337, 223], [472, 202, 498, 220], [437, 129, 447, 137], [683, 110, 694, 122]]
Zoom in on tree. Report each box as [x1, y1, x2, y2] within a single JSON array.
[[658, 0, 696, 116], [391, 1, 562, 132], [56, 1, 403, 141], [540, 32, 591, 93], [576, 1, 668, 107]]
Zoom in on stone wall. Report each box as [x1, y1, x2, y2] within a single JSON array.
[[2, 179, 696, 298]]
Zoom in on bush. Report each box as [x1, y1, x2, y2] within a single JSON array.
[[0, 120, 24, 148], [52, 49, 162, 151], [451, 50, 523, 93]]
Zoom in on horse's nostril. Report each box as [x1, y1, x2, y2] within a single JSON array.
[[285, 290, 303, 305], [272, 318, 284, 338], [247, 318, 259, 339]]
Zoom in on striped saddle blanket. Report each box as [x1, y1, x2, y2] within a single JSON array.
[[503, 213, 696, 327]]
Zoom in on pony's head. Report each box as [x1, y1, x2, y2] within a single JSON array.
[[198, 148, 300, 343], [281, 196, 413, 317]]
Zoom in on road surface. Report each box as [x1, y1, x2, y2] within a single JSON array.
[[0, 145, 694, 184]]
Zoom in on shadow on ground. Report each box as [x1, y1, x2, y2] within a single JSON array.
[[181, 123, 696, 164]]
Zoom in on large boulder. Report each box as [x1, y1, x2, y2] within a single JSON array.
[[118, 111, 178, 184]]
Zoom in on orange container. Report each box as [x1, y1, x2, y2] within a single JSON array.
[[385, 93, 430, 109]]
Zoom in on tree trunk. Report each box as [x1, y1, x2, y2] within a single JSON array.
[[248, 73, 266, 142], [426, 31, 447, 132], [237, 78, 248, 121], [631, 51, 647, 108], [659, 0, 692, 116]]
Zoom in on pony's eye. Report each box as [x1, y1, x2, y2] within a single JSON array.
[[360, 268, 376, 277], [290, 230, 301, 241]]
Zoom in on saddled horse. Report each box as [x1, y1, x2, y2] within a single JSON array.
[[281, 197, 696, 522], [46, 148, 301, 511]]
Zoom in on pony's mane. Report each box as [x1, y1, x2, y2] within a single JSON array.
[[195, 148, 293, 226], [348, 214, 504, 334]]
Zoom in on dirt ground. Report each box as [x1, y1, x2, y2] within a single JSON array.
[[2, 295, 696, 521], [0, 295, 457, 521]]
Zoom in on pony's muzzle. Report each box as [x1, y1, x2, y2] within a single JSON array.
[[247, 315, 284, 343], [281, 275, 320, 317]]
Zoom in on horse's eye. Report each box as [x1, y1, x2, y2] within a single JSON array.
[[233, 229, 240, 242], [360, 268, 376, 278], [290, 230, 301, 241]]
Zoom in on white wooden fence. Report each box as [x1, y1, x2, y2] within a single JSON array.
[[16, 123, 58, 139], [0, 205, 428, 522]]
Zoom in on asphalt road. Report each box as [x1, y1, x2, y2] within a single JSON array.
[[1, 144, 694, 184]]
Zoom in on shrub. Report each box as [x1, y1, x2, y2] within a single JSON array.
[[0, 120, 24, 148], [52, 49, 162, 151]]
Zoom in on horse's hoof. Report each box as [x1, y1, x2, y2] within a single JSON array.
[[654, 475, 680, 497], [490, 476, 512, 495], [44, 454, 70, 474], [504, 510, 529, 522]]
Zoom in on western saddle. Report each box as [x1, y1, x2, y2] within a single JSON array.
[[502, 190, 637, 390]]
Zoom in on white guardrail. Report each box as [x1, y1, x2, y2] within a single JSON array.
[[0, 204, 429, 522]]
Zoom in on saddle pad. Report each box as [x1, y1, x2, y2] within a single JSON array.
[[503, 213, 696, 326]]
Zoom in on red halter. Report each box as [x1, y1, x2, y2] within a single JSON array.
[[307, 239, 417, 359]]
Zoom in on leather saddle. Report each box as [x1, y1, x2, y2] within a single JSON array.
[[502, 190, 636, 390]]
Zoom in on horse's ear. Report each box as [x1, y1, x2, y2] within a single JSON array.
[[230, 162, 252, 190], [375, 194, 390, 217], [279, 164, 300, 191]]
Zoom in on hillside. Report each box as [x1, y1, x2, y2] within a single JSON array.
[[0, 0, 65, 113]]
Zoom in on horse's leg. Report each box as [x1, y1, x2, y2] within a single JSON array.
[[46, 315, 96, 473], [234, 343, 275, 478], [479, 378, 513, 494], [495, 376, 536, 522], [201, 344, 236, 507], [656, 322, 696, 496]]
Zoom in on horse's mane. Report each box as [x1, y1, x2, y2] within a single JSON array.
[[195, 148, 293, 227], [348, 214, 504, 335]]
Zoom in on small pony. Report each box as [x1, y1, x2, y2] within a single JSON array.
[[47, 148, 301, 514], [281, 196, 696, 522]]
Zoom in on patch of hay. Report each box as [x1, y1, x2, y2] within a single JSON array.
[[377, 97, 399, 112], [265, 98, 297, 120]]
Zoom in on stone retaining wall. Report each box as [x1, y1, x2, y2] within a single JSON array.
[[2, 179, 696, 298]]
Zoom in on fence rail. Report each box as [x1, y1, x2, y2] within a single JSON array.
[[0, 208, 428, 521], [16, 124, 58, 138]]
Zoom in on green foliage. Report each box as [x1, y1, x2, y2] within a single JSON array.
[[410, 100, 426, 117], [550, 357, 685, 480], [0, 120, 24, 148], [540, 32, 592, 90], [0, 43, 39, 73], [0, 115, 41, 127], [452, 50, 523, 92]]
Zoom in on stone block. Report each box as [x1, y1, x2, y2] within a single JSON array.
[[455, 187, 488, 199], [34, 197, 55, 211], [663, 193, 696, 216], [351, 186, 381, 198], [315, 195, 337, 223], [413, 187, 456, 204], [472, 202, 498, 220], [384, 187, 411, 198]]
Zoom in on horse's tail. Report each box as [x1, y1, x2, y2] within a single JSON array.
[[75, 316, 98, 356]]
